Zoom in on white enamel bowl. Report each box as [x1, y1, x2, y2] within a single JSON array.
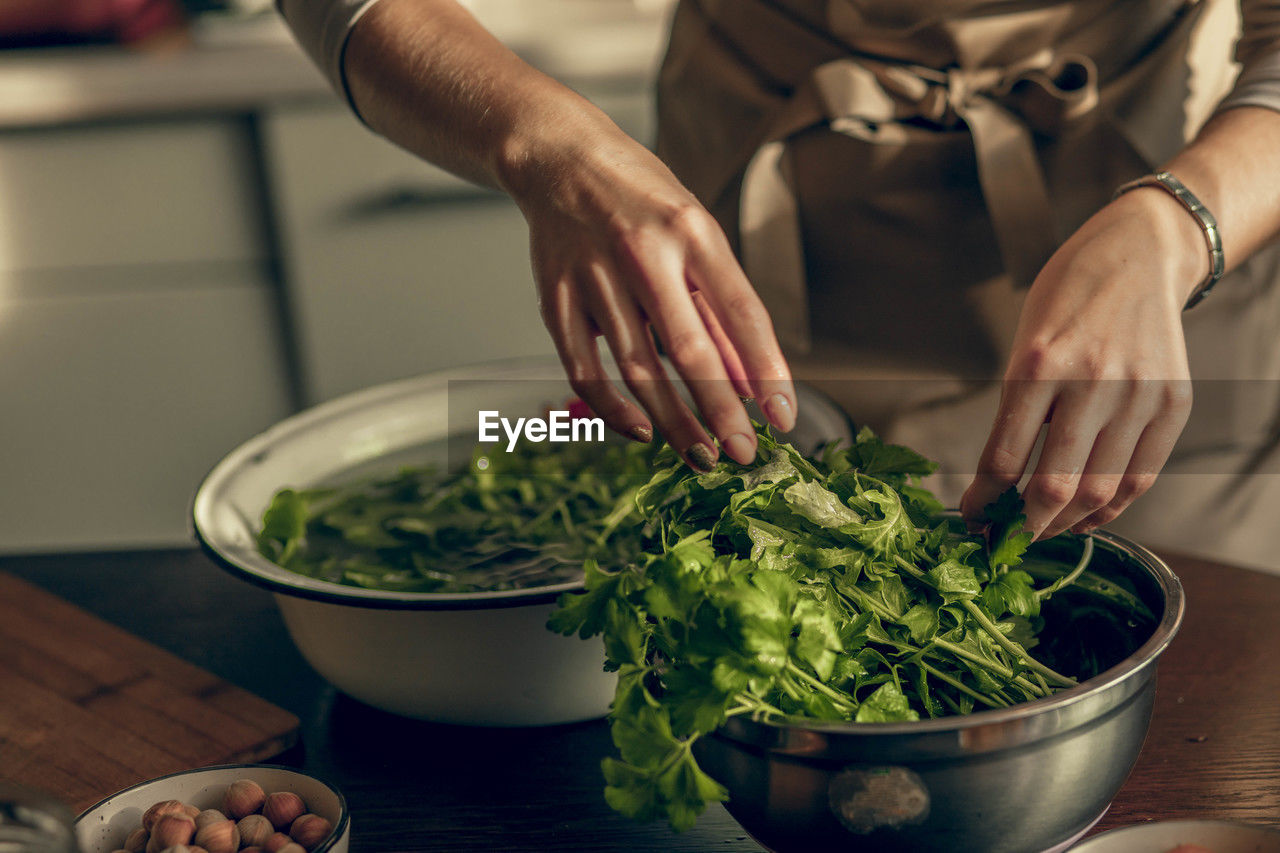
[[75, 764, 349, 853], [192, 358, 852, 725]]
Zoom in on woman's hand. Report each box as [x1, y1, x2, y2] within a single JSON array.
[[341, 0, 796, 472], [960, 186, 1206, 540], [503, 124, 796, 471]]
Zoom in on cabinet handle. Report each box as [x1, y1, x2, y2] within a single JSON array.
[[330, 183, 507, 223]]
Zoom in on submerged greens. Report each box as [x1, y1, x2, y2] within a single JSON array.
[[256, 438, 658, 593], [548, 425, 1153, 830]]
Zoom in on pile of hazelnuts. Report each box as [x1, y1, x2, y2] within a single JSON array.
[[112, 779, 335, 853]]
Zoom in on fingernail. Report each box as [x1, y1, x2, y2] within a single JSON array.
[[722, 433, 755, 465], [626, 425, 653, 443], [763, 394, 796, 432], [686, 443, 718, 473]]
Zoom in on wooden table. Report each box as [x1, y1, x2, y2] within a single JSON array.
[[1, 548, 1276, 851]]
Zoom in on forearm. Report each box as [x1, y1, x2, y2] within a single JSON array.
[[1161, 105, 1280, 280], [340, 0, 625, 197]]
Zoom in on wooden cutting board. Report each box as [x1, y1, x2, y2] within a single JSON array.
[[0, 571, 300, 812]]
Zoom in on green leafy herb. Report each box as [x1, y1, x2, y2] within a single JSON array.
[[549, 425, 1152, 830], [256, 438, 659, 593]]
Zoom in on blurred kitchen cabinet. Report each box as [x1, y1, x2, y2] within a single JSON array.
[[0, 118, 293, 552], [260, 89, 654, 404]]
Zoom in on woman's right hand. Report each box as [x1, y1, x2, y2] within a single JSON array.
[[502, 122, 796, 471]]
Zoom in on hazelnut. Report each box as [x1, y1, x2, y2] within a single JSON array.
[[194, 810, 226, 831], [263, 832, 293, 853], [158, 847, 191, 853], [192, 819, 239, 853], [288, 814, 332, 851], [236, 813, 273, 848], [124, 827, 149, 852], [262, 793, 305, 831], [277, 845, 306, 853], [222, 780, 266, 820], [241, 849, 264, 853], [147, 815, 195, 853], [142, 801, 192, 833]]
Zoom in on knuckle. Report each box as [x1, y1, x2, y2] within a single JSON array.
[[665, 200, 713, 239], [614, 352, 654, 383], [722, 290, 769, 325], [979, 445, 1024, 486], [1076, 478, 1118, 510], [1160, 381, 1194, 414], [1009, 342, 1060, 382], [1115, 472, 1157, 503], [665, 331, 715, 372], [1028, 473, 1077, 507]]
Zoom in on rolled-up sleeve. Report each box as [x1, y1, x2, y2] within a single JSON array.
[[276, 0, 384, 112], [1219, 0, 1280, 112]]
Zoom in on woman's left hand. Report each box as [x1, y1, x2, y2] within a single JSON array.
[[959, 185, 1208, 540]]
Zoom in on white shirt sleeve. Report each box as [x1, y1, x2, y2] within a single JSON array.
[[276, 0, 385, 113], [1219, 0, 1280, 113]]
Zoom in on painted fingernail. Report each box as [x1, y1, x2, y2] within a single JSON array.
[[763, 394, 796, 432], [722, 433, 755, 465], [626, 425, 653, 443], [686, 443, 718, 472]]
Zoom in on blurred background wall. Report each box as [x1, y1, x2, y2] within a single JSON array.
[[0, 0, 672, 552]]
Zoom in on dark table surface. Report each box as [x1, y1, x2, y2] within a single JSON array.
[[2, 547, 1278, 851]]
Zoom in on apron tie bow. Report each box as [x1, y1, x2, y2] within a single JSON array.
[[741, 50, 1100, 351]]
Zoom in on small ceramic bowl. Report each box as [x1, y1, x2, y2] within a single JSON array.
[[1070, 820, 1280, 852], [75, 764, 349, 853]]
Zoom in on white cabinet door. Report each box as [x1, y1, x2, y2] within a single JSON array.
[[0, 278, 293, 552], [262, 105, 552, 405], [261, 90, 653, 405]]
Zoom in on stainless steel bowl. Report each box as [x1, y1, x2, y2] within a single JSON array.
[[693, 529, 1183, 853]]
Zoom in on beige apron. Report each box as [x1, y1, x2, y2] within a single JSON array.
[[656, 0, 1280, 572]]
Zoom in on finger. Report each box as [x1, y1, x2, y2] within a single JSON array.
[[1072, 381, 1192, 532], [579, 265, 723, 470], [690, 288, 754, 399], [1021, 385, 1114, 540], [1039, 384, 1141, 539], [543, 278, 653, 444], [618, 251, 759, 463], [684, 239, 797, 431], [959, 379, 1057, 526]]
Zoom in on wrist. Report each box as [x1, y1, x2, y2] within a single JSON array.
[[493, 95, 624, 206], [1109, 185, 1211, 307]]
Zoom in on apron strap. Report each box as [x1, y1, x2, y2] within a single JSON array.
[[740, 51, 1101, 353]]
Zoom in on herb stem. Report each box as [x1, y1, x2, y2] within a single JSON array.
[[919, 662, 1007, 709], [931, 638, 1014, 679], [1035, 536, 1095, 600], [958, 600, 1078, 688], [785, 662, 859, 711]]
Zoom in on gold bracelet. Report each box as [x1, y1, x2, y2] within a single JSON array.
[[1113, 170, 1225, 309]]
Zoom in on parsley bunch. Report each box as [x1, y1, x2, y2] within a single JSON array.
[[550, 426, 1140, 830]]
